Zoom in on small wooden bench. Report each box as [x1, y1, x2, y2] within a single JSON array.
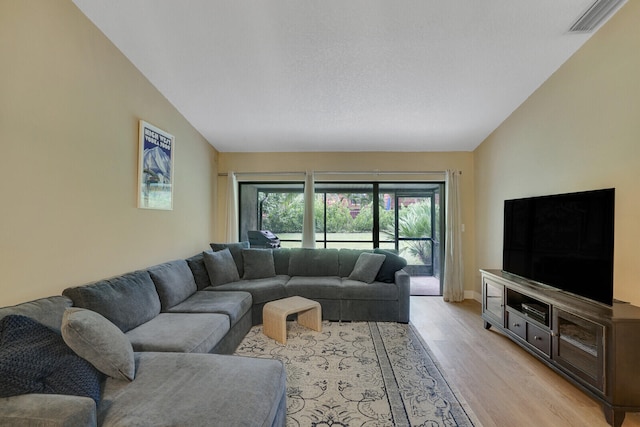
[[263, 296, 322, 344]]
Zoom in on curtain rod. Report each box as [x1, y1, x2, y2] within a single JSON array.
[[218, 170, 456, 177]]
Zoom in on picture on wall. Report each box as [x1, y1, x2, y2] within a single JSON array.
[[138, 120, 174, 210]]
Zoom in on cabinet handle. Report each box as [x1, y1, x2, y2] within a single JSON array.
[[534, 335, 541, 341], [513, 323, 520, 327]]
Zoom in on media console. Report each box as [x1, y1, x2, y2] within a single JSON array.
[[481, 269, 640, 427]]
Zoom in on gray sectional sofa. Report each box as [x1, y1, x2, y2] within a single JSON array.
[[0, 246, 409, 426]]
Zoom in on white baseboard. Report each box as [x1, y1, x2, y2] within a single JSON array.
[[465, 290, 481, 302]]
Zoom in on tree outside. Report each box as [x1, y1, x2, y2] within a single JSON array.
[[259, 192, 434, 267]]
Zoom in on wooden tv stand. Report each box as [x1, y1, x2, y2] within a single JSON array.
[[481, 269, 640, 427]]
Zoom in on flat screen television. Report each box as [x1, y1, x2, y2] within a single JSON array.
[[503, 188, 615, 306]]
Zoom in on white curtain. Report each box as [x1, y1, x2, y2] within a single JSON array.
[[443, 169, 464, 302], [302, 171, 316, 248], [225, 171, 239, 242]]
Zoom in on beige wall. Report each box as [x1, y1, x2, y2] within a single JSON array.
[[7, 1, 634, 308], [217, 152, 477, 294], [474, 2, 640, 304], [0, 0, 217, 306]]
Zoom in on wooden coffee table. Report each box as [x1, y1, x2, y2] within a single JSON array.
[[263, 296, 322, 344]]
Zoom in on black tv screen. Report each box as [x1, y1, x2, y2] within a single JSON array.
[[503, 188, 615, 306]]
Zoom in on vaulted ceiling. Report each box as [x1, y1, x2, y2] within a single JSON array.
[[72, 0, 625, 152]]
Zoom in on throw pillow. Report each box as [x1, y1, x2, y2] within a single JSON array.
[[374, 249, 408, 283], [242, 249, 276, 280], [0, 314, 102, 404], [61, 308, 135, 382], [348, 252, 386, 284], [210, 242, 249, 277], [203, 248, 241, 286]]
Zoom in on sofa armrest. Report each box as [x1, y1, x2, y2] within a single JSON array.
[[395, 269, 411, 323], [0, 394, 96, 427]]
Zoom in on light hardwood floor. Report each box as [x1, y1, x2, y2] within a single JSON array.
[[410, 296, 640, 427]]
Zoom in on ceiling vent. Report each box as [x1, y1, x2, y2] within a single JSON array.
[[569, 0, 627, 33]]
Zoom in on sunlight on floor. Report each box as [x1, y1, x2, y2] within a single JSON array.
[[410, 276, 440, 296]]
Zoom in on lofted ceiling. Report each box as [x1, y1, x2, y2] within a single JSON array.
[[72, 0, 624, 152]]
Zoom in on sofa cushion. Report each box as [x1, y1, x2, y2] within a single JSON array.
[[340, 279, 399, 300], [272, 248, 291, 275], [185, 252, 212, 290], [285, 276, 342, 299], [348, 252, 386, 283], [242, 249, 276, 280], [166, 291, 252, 326], [203, 249, 240, 287], [207, 276, 288, 305], [0, 393, 97, 427], [374, 249, 408, 283], [288, 248, 339, 276], [210, 241, 249, 277], [0, 296, 73, 333], [63, 270, 161, 333], [0, 315, 102, 404], [148, 260, 198, 310], [61, 308, 135, 382], [99, 352, 286, 427], [125, 313, 230, 354]]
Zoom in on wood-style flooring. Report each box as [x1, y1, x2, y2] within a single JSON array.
[[410, 296, 640, 427]]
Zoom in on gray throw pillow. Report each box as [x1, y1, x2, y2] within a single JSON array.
[[61, 307, 135, 382], [203, 248, 241, 286], [242, 249, 276, 280], [348, 252, 386, 284], [210, 242, 249, 277]]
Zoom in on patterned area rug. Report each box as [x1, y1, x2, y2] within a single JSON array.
[[234, 321, 480, 427]]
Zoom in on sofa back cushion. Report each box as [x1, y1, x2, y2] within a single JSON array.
[[147, 260, 198, 310], [272, 248, 291, 275], [63, 270, 161, 333], [288, 248, 339, 276], [0, 296, 72, 333], [185, 252, 212, 290]]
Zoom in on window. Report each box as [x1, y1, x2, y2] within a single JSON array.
[[239, 181, 444, 282], [314, 183, 374, 248], [239, 183, 304, 247]]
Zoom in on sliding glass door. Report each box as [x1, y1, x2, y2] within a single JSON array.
[[239, 181, 444, 293]]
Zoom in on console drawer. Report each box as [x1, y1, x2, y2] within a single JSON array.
[[507, 311, 526, 340], [527, 322, 551, 356]]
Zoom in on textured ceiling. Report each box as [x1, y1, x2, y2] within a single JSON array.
[[72, 1, 622, 152]]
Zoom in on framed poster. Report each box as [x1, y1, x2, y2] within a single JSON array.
[[138, 120, 174, 210]]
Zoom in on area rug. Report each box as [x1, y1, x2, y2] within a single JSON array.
[[234, 321, 480, 427]]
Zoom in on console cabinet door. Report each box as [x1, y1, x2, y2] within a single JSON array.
[[553, 308, 605, 392], [483, 277, 504, 328]]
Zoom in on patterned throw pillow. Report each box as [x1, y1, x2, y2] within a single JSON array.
[[0, 314, 102, 403]]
